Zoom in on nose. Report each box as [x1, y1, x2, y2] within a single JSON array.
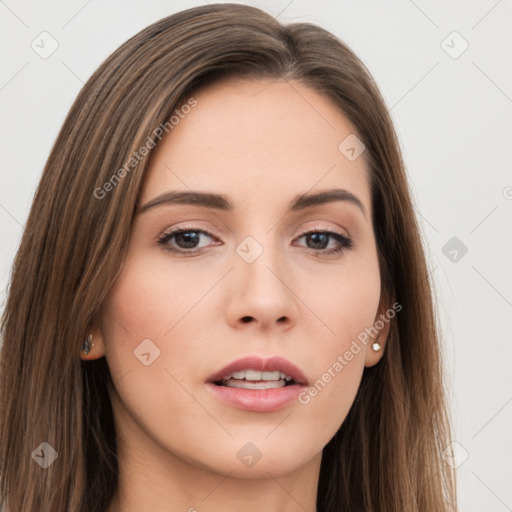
[[225, 240, 299, 332]]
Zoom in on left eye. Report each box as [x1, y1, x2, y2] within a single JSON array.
[[294, 230, 353, 255]]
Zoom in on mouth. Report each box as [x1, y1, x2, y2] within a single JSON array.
[[205, 355, 309, 412], [207, 355, 309, 387], [214, 369, 297, 389]]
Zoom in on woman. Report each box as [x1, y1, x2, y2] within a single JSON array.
[[0, 4, 457, 511]]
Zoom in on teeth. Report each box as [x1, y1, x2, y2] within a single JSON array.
[[224, 379, 286, 389], [245, 370, 262, 380], [263, 371, 281, 380], [220, 369, 294, 382]]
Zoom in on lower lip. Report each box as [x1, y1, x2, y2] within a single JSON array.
[[205, 382, 305, 412]]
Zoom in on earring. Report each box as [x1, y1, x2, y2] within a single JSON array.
[[82, 334, 94, 355], [371, 341, 382, 352]]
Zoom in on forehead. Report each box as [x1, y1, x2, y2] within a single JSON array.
[[141, 78, 371, 214]]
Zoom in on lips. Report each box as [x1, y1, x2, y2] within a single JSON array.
[[206, 355, 309, 387], [205, 355, 308, 412]]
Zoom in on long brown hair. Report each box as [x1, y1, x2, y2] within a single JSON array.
[[0, 4, 457, 511]]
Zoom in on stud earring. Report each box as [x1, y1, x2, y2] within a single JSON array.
[[371, 340, 382, 352], [82, 334, 94, 355]]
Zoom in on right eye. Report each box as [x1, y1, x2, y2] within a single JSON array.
[[157, 227, 220, 256]]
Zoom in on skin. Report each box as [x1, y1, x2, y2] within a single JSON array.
[[83, 78, 390, 512]]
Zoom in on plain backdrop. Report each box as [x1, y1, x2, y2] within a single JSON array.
[[1, 1, 511, 510]]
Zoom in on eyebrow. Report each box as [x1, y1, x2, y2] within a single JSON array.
[[138, 188, 367, 218]]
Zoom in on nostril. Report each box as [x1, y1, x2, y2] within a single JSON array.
[[241, 316, 253, 323]]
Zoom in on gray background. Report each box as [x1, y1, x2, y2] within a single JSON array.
[[1, 1, 511, 510]]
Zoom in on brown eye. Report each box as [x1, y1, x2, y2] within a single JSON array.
[[158, 228, 218, 255], [294, 230, 353, 256]]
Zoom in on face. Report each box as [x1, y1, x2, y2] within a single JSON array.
[[91, 78, 389, 479]]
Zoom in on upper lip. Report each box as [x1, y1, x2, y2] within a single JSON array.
[[207, 355, 309, 385]]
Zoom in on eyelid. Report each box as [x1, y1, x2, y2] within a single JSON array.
[[295, 222, 351, 240], [157, 219, 220, 239], [158, 222, 349, 241]]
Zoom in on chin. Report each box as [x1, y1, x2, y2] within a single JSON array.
[[184, 438, 320, 479]]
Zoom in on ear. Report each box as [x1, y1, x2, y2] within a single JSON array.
[[79, 312, 107, 361], [364, 294, 392, 368]]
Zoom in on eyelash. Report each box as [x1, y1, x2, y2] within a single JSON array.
[[157, 225, 354, 257]]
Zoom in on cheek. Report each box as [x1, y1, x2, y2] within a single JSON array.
[[101, 253, 206, 344], [295, 351, 365, 451], [98, 256, 191, 403], [98, 257, 218, 461], [299, 248, 382, 347], [293, 250, 381, 429]]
